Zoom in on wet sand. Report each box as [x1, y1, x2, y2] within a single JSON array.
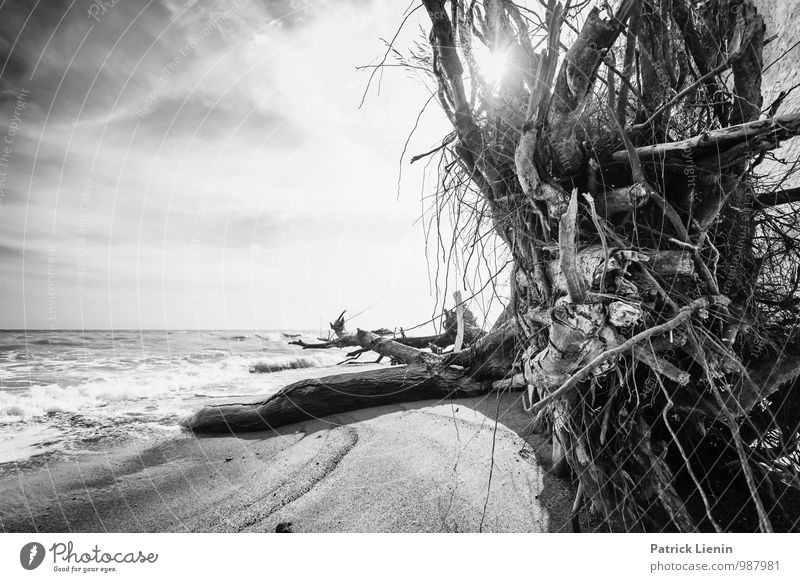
[[0, 392, 576, 533]]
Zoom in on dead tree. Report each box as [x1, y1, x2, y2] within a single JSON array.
[[282, 307, 483, 354], [184, 0, 800, 532]]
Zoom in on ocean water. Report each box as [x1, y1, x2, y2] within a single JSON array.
[[0, 330, 355, 468]]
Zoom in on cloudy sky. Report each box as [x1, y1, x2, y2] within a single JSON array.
[[0, 0, 456, 330]]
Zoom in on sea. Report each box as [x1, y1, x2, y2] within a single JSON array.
[[0, 330, 358, 470]]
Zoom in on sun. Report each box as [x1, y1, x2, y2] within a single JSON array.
[[473, 43, 510, 87]]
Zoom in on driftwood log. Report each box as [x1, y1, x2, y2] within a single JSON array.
[[186, 351, 491, 434], [184, 330, 504, 433]]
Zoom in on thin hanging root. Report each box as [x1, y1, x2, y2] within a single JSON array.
[[571, 480, 585, 533], [633, 346, 691, 385], [655, 373, 723, 533], [599, 373, 623, 445], [689, 328, 774, 533], [582, 193, 609, 293], [522, 383, 536, 413]]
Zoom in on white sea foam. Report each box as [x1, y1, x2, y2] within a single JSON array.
[[0, 425, 66, 464], [0, 381, 164, 421], [0, 350, 351, 423], [0, 329, 346, 464], [249, 351, 344, 373], [0, 356, 255, 422]]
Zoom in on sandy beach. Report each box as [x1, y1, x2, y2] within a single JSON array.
[[0, 392, 575, 533]]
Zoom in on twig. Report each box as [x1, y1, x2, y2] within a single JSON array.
[[479, 394, 502, 533], [410, 132, 456, 164], [583, 193, 609, 294], [453, 290, 465, 352], [691, 328, 774, 533], [615, 0, 640, 123], [358, 4, 423, 108], [571, 480, 585, 533], [654, 369, 723, 533], [632, 345, 690, 385]]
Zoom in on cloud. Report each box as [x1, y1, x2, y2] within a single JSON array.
[[0, 0, 449, 328]]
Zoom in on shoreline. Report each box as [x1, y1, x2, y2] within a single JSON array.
[[0, 392, 576, 533]]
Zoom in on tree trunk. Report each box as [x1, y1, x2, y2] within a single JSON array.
[[183, 365, 490, 433]]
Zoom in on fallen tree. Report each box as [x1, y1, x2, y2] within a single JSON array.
[[281, 305, 484, 355], [184, 0, 800, 532], [187, 332, 494, 433], [187, 299, 525, 433]]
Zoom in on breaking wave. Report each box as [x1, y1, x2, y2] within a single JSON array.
[[0, 357, 253, 422], [249, 352, 344, 374]]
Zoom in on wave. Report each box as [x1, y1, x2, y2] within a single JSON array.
[[0, 356, 254, 422], [25, 337, 86, 347], [0, 331, 340, 464], [249, 352, 343, 374], [0, 381, 169, 422]]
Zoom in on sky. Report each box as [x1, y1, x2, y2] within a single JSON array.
[[0, 0, 457, 331]]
